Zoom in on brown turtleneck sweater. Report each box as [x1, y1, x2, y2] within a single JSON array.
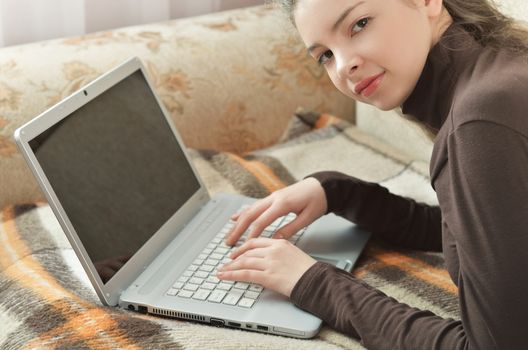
[[291, 24, 528, 349]]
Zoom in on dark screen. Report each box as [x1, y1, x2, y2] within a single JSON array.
[[29, 70, 201, 283]]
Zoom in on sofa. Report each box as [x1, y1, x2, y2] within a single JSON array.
[[0, 2, 526, 349]]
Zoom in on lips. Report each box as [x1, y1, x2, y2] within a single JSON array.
[[354, 72, 385, 96]]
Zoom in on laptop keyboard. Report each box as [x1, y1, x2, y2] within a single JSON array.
[[165, 206, 307, 309]]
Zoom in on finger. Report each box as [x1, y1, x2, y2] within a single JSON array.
[[216, 269, 265, 285], [217, 248, 268, 271], [272, 211, 311, 239], [225, 199, 271, 246], [246, 205, 289, 241], [233, 247, 269, 260], [230, 237, 274, 260], [219, 256, 267, 273], [230, 204, 249, 221]]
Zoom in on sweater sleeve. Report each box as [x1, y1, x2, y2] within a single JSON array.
[[291, 262, 465, 349], [293, 122, 528, 349], [305, 171, 442, 251]]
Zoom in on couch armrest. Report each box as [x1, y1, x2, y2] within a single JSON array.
[[0, 4, 354, 207]]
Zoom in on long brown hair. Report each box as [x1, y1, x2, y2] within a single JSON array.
[[272, 0, 528, 56]]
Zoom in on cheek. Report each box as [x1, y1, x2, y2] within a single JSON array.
[[327, 69, 356, 98]]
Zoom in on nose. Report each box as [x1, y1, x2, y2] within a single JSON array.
[[335, 52, 361, 80]]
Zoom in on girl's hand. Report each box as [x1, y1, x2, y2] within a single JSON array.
[[217, 238, 317, 297], [224, 177, 327, 246]]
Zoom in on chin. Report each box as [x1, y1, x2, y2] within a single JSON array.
[[371, 92, 408, 111], [369, 99, 399, 111]]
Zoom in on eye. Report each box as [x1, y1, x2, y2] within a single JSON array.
[[352, 17, 370, 34], [317, 50, 334, 66]]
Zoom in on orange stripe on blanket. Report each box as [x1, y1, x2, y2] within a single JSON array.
[[23, 308, 140, 350], [314, 113, 341, 129], [370, 248, 458, 295], [0, 206, 31, 268], [228, 153, 286, 193], [0, 206, 139, 349]]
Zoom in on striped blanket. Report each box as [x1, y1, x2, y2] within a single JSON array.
[[0, 112, 459, 349]]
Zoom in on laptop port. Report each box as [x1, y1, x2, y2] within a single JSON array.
[[257, 325, 269, 331], [228, 322, 241, 327], [246, 324, 253, 329], [137, 305, 148, 314], [210, 318, 225, 326]]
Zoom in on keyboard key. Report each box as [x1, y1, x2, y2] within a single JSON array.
[[218, 242, 231, 249], [206, 276, 220, 284], [204, 258, 220, 266], [234, 282, 249, 290], [268, 217, 283, 228], [183, 283, 199, 292], [201, 282, 216, 290], [217, 282, 232, 291], [198, 254, 208, 260], [188, 265, 199, 272], [223, 290, 244, 305], [183, 270, 193, 277], [194, 271, 208, 278], [208, 290, 227, 303], [238, 298, 255, 308], [215, 247, 229, 255], [177, 276, 189, 283], [178, 290, 193, 298], [249, 284, 263, 292], [166, 288, 179, 296], [212, 237, 222, 244], [261, 230, 274, 238], [189, 277, 204, 285], [203, 248, 213, 254], [172, 282, 184, 289], [193, 259, 204, 266], [199, 265, 214, 272], [244, 290, 260, 299], [193, 289, 211, 301], [210, 253, 223, 260]]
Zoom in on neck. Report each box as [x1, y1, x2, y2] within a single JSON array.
[[401, 23, 483, 131]]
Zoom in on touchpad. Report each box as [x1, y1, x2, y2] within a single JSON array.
[[310, 256, 353, 272]]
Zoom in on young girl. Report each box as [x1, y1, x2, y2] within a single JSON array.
[[218, 0, 528, 348]]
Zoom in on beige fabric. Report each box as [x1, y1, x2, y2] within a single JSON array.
[[0, 5, 355, 208]]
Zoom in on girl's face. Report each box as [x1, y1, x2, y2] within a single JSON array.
[[294, 0, 447, 110]]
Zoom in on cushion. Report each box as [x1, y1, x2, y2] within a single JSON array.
[[0, 111, 459, 349]]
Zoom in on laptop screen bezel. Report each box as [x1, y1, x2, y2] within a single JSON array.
[[14, 57, 210, 306]]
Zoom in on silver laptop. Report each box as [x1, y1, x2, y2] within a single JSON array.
[[14, 57, 370, 339]]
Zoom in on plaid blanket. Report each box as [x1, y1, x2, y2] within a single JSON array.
[[0, 113, 459, 349]]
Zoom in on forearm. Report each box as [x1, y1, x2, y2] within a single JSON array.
[[291, 262, 467, 349], [307, 171, 442, 251]]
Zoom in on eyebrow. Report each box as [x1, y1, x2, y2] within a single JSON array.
[[307, 1, 365, 54]]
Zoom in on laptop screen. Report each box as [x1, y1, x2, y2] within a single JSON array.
[[29, 70, 201, 284]]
